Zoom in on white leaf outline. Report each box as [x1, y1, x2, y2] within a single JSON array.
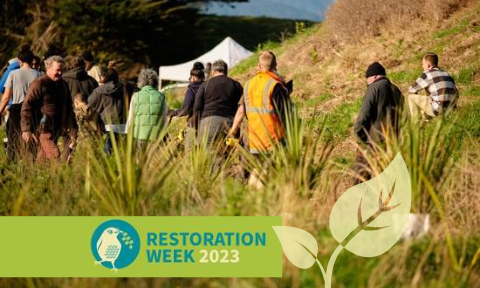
[[272, 226, 319, 269], [329, 152, 411, 257], [273, 152, 412, 288]]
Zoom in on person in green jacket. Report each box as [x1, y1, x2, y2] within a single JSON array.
[[125, 69, 167, 147]]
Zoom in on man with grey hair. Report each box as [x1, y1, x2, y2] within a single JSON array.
[[125, 68, 167, 144], [21, 55, 77, 161], [193, 60, 243, 146]]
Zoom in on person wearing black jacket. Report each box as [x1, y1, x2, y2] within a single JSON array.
[[353, 62, 403, 183], [354, 62, 403, 143], [63, 56, 98, 140], [168, 66, 205, 150], [169, 67, 205, 125], [88, 68, 125, 155], [193, 60, 243, 146], [63, 56, 98, 103]]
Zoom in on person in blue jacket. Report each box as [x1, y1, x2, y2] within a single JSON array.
[[0, 58, 21, 125], [1, 58, 21, 94]]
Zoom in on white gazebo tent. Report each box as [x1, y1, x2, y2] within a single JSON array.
[[158, 37, 253, 89]]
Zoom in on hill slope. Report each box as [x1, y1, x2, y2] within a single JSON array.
[[232, 0, 479, 166]]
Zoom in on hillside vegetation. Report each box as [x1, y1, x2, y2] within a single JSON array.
[[234, 0, 479, 172], [0, 0, 479, 287]]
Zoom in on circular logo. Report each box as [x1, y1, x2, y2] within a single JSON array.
[[91, 219, 140, 270]]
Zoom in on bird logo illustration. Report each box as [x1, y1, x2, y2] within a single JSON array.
[[95, 227, 124, 272], [91, 219, 140, 272]]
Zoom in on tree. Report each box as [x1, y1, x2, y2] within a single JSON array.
[[0, 0, 248, 70]]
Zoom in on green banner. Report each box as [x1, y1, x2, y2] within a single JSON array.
[[0, 217, 282, 277]]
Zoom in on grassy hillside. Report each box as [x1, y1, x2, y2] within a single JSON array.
[[0, 0, 479, 287], [233, 0, 480, 167]]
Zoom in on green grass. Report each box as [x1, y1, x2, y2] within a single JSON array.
[[299, 93, 334, 108], [445, 101, 480, 140], [389, 68, 424, 84], [455, 67, 476, 85], [461, 85, 480, 97], [230, 25, 321, 77], [316, 98, 363, 141], [230, 40, 283, 76], [433, 19, 469, 39]]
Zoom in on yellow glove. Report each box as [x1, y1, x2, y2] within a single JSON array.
[[178, 130, 185, 141], [225, 137, 239, 147]]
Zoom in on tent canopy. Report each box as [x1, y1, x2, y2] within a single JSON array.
[[159, 37, 253, 84]]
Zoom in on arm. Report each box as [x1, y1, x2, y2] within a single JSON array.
[[408, 72, 430, 94], [87, 89, 103, 118], [162, 95, 167, 128], [0, 87, 12, 115], [0, 73, 14, 114], [354, 88, 375, 142], [64, 84, 78, 140], [228, 103, 246, 137], [125, 93, 136, 133], [193, 82, 206, 130], [21, 81, 42, 142], [236, 81, 244, 105], [0, 70, 10, 94], [171, 87, 194, 117], [272, 84, 290, 129]]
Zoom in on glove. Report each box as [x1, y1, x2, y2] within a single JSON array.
[[225, 137, 239, 147], [177, 130, 185, 141]]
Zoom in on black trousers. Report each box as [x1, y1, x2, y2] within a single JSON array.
[[5, 104, 23, 161]]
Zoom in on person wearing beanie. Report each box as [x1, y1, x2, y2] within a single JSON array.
[[353, 62, 403, 183], [365, 62, 386, 78]]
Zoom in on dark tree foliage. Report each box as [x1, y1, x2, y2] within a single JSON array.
[[1, 0, 248, 71], [0, 0, 302, 76], [0, 1, 31, 67], [54, 0, 199, 65]]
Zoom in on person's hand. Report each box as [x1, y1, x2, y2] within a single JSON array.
[[225, 137, 239, 147], [227, 128, 236, 138], [0, 108, 7, 125], [69, 138, 76, 149], [22, 132, 38, 143]]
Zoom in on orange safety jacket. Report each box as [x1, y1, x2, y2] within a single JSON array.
[[244, 71, 285, 154]]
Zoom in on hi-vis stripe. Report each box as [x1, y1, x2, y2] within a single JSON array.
[[245, 79, 276, 114]]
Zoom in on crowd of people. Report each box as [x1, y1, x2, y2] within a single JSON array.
[[0, 45, 458, 184]]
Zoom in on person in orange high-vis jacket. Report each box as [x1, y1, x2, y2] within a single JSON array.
[[228, 51, 290, 154], [228, 51, 291, 188]]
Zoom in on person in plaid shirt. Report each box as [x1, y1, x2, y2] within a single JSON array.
[[408, 53, 458, 118]]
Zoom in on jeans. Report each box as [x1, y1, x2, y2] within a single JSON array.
[[5, 104, 22, 161], [104, 132, 121, 156]]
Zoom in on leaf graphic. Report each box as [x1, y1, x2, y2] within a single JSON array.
[[329, 152, 411, 257], [273, 226, 319, 269]]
